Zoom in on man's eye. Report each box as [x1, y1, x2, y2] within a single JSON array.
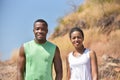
[[35, 28, 39, 30]]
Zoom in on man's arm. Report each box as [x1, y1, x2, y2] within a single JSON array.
[[17, 45, 26, 80], [90, 50, 98, 80], [53, 46, 63, 80]]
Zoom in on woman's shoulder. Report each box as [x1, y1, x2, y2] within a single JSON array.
[[89, 49, 97, 58], [67, 51, 73, 59], [85, 48, 95, 53], [68, 51, 73, 56], [84, 48, 96, 58]]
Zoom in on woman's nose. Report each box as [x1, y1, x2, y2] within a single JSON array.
[[75, 38, 79, 41]]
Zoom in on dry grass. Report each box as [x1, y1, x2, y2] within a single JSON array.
[[59, 1, 120, 30], [50, 34, 74, 60], [10, 49, 19, 63], [105, 30, 120, 57]]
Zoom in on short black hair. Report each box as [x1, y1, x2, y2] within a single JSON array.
[[69, 27, 84, 39], [33, 19, 48, 27]]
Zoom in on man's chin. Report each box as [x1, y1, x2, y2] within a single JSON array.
[[38, 37, 47, 41], [38, 38, 44, 41], [35, 37, 46, 42]]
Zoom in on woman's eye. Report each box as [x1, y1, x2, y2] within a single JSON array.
[[72, 37, 75, 39], [72, 36, 82, 40], [78, 36, 82, 39]]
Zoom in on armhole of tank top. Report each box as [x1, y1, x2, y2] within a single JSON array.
[[23, 43, 28, 56], [54, 45, 57, 55], [48, 41, 56, 56], [68, 52, 72, 62], [23, 40, 33, 56], [86, 49, 90, 58], [52, 44, 57, 59]]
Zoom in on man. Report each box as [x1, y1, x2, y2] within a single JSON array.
[[17, 19, 63, 80]]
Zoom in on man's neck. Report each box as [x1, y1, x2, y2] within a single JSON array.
[[34, 39, 47, 44]]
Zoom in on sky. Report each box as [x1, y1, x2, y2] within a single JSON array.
[[0, 0, 84, 61]]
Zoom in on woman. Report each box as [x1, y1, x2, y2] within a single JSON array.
[[67, 27, 98, 80]]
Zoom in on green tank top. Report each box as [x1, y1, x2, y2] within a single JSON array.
[[23, 40, 56, 80]]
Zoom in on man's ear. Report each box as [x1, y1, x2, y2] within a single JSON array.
[[33, 29, 34, 33], [46, 29, 48, 33]]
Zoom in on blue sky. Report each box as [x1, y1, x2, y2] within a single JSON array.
[[0, 0, 83, 61]]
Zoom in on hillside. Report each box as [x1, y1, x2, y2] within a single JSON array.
[[49, 0, 120, 80], [50, 0, 120, 38], [49, 0, 120, 60]]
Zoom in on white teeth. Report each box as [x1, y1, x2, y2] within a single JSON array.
[[75, 42, 79, 44]]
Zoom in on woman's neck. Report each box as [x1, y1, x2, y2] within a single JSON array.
[[75, 45, 85, 54]]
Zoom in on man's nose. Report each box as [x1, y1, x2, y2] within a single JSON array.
[[38, 29, 42, 32]]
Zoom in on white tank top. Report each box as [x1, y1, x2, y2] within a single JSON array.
[[68, 48, 92, 80]]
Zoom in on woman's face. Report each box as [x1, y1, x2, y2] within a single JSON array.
[[70, 31, 84, 48]]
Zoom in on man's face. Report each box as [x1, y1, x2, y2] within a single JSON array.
[[33, 22, 48, 42]]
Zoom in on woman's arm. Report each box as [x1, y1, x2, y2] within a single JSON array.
[[90, 50, 98, 80], [66, 56, 71, 80]]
